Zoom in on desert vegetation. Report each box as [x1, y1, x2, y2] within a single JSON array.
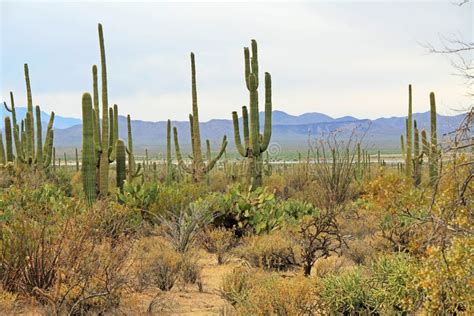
[[0, 23, 472, 315]]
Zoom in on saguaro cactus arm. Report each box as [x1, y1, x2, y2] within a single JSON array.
[[260, 72, 272, 152], [205, 136, 228, 173], [173, 126, 192, 174], [232, 111, 248, 157]]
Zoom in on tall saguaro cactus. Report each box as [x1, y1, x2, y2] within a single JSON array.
[[81, 93, 97, 204], [166, 119, 173, 184], [429, 92, 438, 185], [405, 84, 413, 179], [173, 53, 228, 182], [232, 39, 272, 188], [4, 65, 55, 169]]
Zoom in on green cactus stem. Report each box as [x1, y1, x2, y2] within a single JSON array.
[[173, 52, 228, 182], [0, 132, 5, 165], [405, 85, 413, 180], [75, 148, 79, 172], [232, 40, 272, 189], [166, 119, 173, 184], [429, 92, 438, 186], [116, 139, 126, 192], [81, 92, 97, 204], [4, 117, 14, 162]]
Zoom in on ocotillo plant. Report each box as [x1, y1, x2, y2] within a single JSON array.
[[232, 39, 272, 188], [4, 66, 55, 169], [81, 93, 97, 204], [173, 53, 228, 182]]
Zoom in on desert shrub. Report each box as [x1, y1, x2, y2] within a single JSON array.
[[319, 267, 375, 314], [370, 254, 419, 313], [416, 236, 473, 314], [159, 200, 216, 253], [313, 255, 353, 278], [150, 182, 208, 215], [344, 238, 375, 265], [221, 267, 255, 306], [133, 238, 181, 291], [221, 268, 317, 315], [178, 254, 202, 290], [201, 227, 237, 264], [235, 230, 298, 271], [86, 199, 142, 241], [319, 254, 420, 314], [295, 211, 343, 276]]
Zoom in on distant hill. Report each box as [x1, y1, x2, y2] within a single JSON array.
[[42, 110, 467, 154], [2, 107, 81, 129]]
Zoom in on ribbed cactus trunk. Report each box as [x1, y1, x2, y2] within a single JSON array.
[[75, 148, 79, 172], [429, 92, 438, 186], [35, 106, 43, 169], [166, 119, 173, 184], [413, 120, 421, 186], [82, 93, 97, 204], [232, 40, 272, 189], [173, 53, 228, 183], [0, 132, 5, 165], [116, 139, 126, 191], [405, 85, 413, 180], [4, 68, 54, 169], [4, 117, 13, 162], [98, 23, 109, 196]]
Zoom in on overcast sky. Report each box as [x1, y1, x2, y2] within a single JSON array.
[[1, 0, 472, 122]]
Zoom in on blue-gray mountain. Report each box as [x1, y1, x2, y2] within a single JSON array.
[[54, 110, 467, 153], [1, 108, 467, 153]]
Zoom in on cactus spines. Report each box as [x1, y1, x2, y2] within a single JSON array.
[[173, 52, 228, 182], [82, 93, 97, 204], [4, 117, 13, 162], [429, 92, 438, 185], [232, 39, 272, 188], [405, 84, 413, 179], [116, 139, 126, 191]]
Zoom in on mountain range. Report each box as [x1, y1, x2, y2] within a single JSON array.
[[1, 107, 467, 154]]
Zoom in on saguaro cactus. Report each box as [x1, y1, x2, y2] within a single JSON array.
[[4, 117, 13, 162], [413, 120, 422, 186], [126, 114, 142, 182], [81, 93, 97, 204], [116, 139, 126, 191], [166, 119, 173, 184], [429, 92, 438, 185], [232, 39, 272, 188], [173, 53, 228, 182], [405, 85, 413, 179], [0, 132, 6, 165], [4, 66, 55, 169]]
